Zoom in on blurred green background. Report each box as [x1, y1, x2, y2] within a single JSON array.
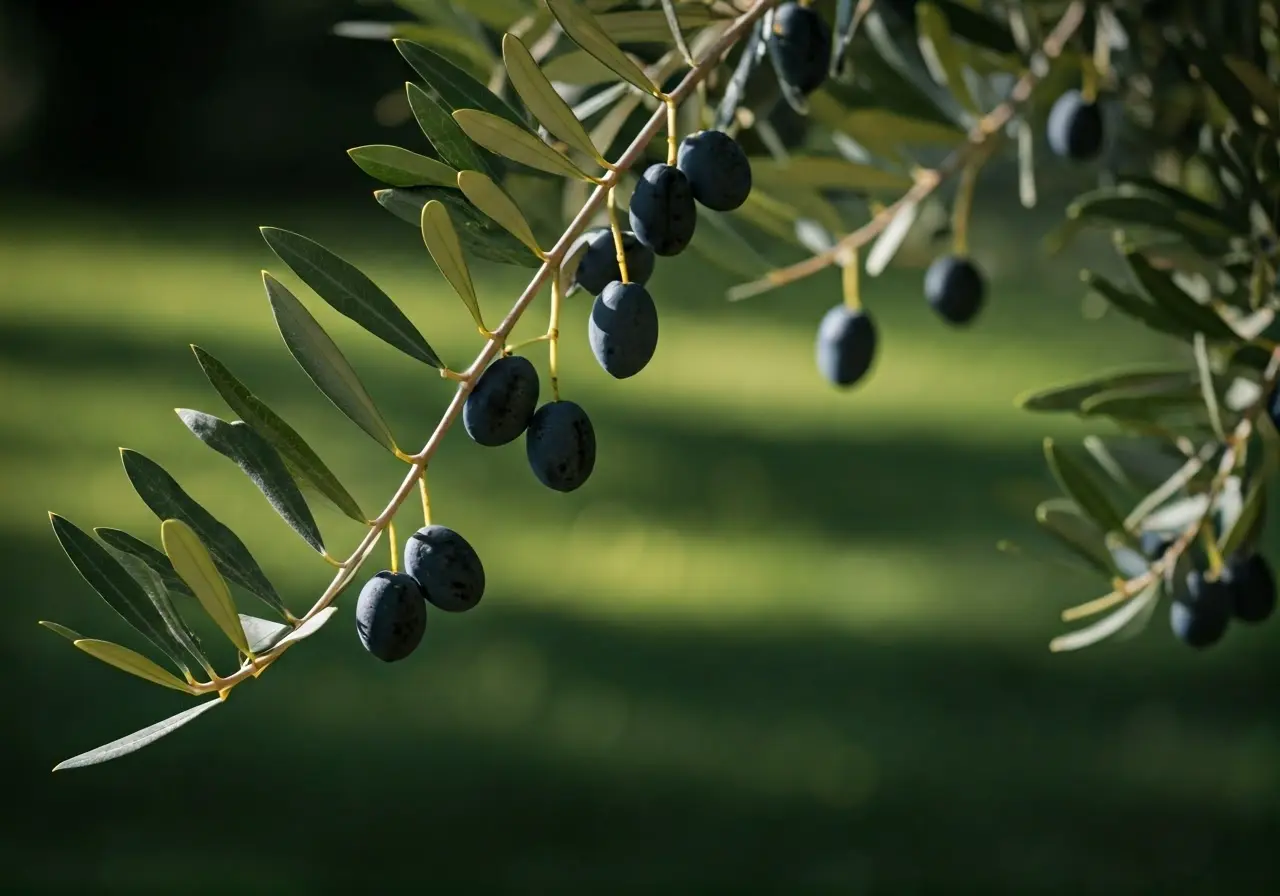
[[2, 2, 1277, 893]]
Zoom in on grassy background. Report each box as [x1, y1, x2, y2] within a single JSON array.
[[2, 195, 1278, 893]]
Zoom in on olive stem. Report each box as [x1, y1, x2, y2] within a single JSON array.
[[548, 273, 564, 401], [419, 475, 431, 527], [664, 95, 679, 166], [176, 0, 788, 701], [387, 519, 399, 573], [840, 249, 861, 312], [607, 186, 632, 284], [952, 161, 979, 258]]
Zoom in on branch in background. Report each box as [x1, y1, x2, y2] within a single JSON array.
[[726, 0, 1088, 302]]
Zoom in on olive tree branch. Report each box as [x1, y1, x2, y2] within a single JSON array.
[[185, 0, 785, 698], [725, 0, 1088, 302]]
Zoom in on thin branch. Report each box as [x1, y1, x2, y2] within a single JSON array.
[[725, 0, 1088, 302], [186, 0, 787, 698]]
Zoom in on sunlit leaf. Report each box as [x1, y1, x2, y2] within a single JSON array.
[[1049, 581, 1160, 652], [545, 0, 658, 96], [347, 144, 459, 188], [406, 82, 494, 175], [1081, 270, 1190, 337], [541, 50, 618, 86], [120, 449, 286, 616], [394, 39, 527, 126], [275, 607, 338, 648], [1191, 334, 1227, 441], [262, 272, 399, 454], [53, 699, 223, 772], [190, 347, 367, 524], [260, 227, 441, 368], [453, 109, 591, 180], [864, 199, 921, 277], [73, 639, 194, 694], [176, 409, 325, 553], [239, 614, 292, 655], [49, 514, 193, 676], [375, 187, 543, 267], [1044, 438, 1131, 539], [420, 199, 483, 329], [916, 3, 980, 117], [162, 519, 252, 655], [456, 170, 543, 256], [502, 33, 606, 166], [108, 545, 208, 675], [1016, 366, 1197, 413]]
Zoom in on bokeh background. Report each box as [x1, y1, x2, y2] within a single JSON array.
[[2, 2, 1277, 892]]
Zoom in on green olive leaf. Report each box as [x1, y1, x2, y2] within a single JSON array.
[[162, 518, 252, 656], [53, 698, 223, 772]]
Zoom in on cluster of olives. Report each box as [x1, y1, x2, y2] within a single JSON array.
[[355, 525, 485, 662], [1142, 514, 1276, 651], [351, 126, 755, 660], [572, 126, 753, 383]]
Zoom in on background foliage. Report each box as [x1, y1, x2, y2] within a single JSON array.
[[1, 0, 1278, 890]]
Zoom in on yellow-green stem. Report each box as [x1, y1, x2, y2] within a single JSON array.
[[952, 162, 979, 258], [665, 95, 679, 166], [419, 475, 431, 527], [388, 519, 399, 573], [841, 250, 861, 311], [1080, 55, 1099, 103], [607, 186, 632, 283], [549, 274, 563, 400]]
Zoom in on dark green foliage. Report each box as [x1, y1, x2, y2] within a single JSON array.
[[628, 164, 697, 257], [589, 282, 660, 380], [571, 228, 656, 295], [526, 400, 597, 493], [676, 130, 753, 212], [769, 2, 832, 96], [355, 571, 427, 662], [1222, 553, 1276, 624], [1047, 90, 1105, 161], [924, 255, 985, 325], [1269, 386, 1280, 431], [403, 526, 486, 613], [1170, 570, 1231, 648], [463, 355, 540, 447], [815, 306, 877, 388]]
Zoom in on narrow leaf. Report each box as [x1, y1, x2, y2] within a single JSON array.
[[542, 49, 618, 86], [1218, 479, 1267, 557], [39, 621, 84, 642], [347, 144, 458, 188], [864, 199, 922, 277], [693, 207, 773, 281], [73, 639, 194, 694], [190, 347, 366, 524], [240, 614, 292, 655], [1050, 582, 1160, 652], [394, 39, 528, 125], [545, 0, 658, 96], [53, 698, 223, 772], [120, 449, 286, 615], [49, 514, 192, 675], [1043, 438, 1131, 538], [1082, 270, 1189, 337], [453, 109, 590, 180], [260, 227, 441, 368], [275, 607, 338, 648], [1017, 366, 1198, 413], [162, 519, 252, 655], [375, 187, 542, 268], [94, 527, 193, 598], [916, 3, 979, 116], [715, 20, 765, 130], [108, 545, 208, 675], [406, 82, 494, 175], [594, 7, 721, 43], [176, 409, 325, 553], [502, 34, 606, 166], [1192, 334, 1227, 441], [1034, 499, 1117, 577], [420, 199, 483, 329], [263, 272, 399, 454], [455, 170, 542, 256], [1123, 252, 1236, 340]]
